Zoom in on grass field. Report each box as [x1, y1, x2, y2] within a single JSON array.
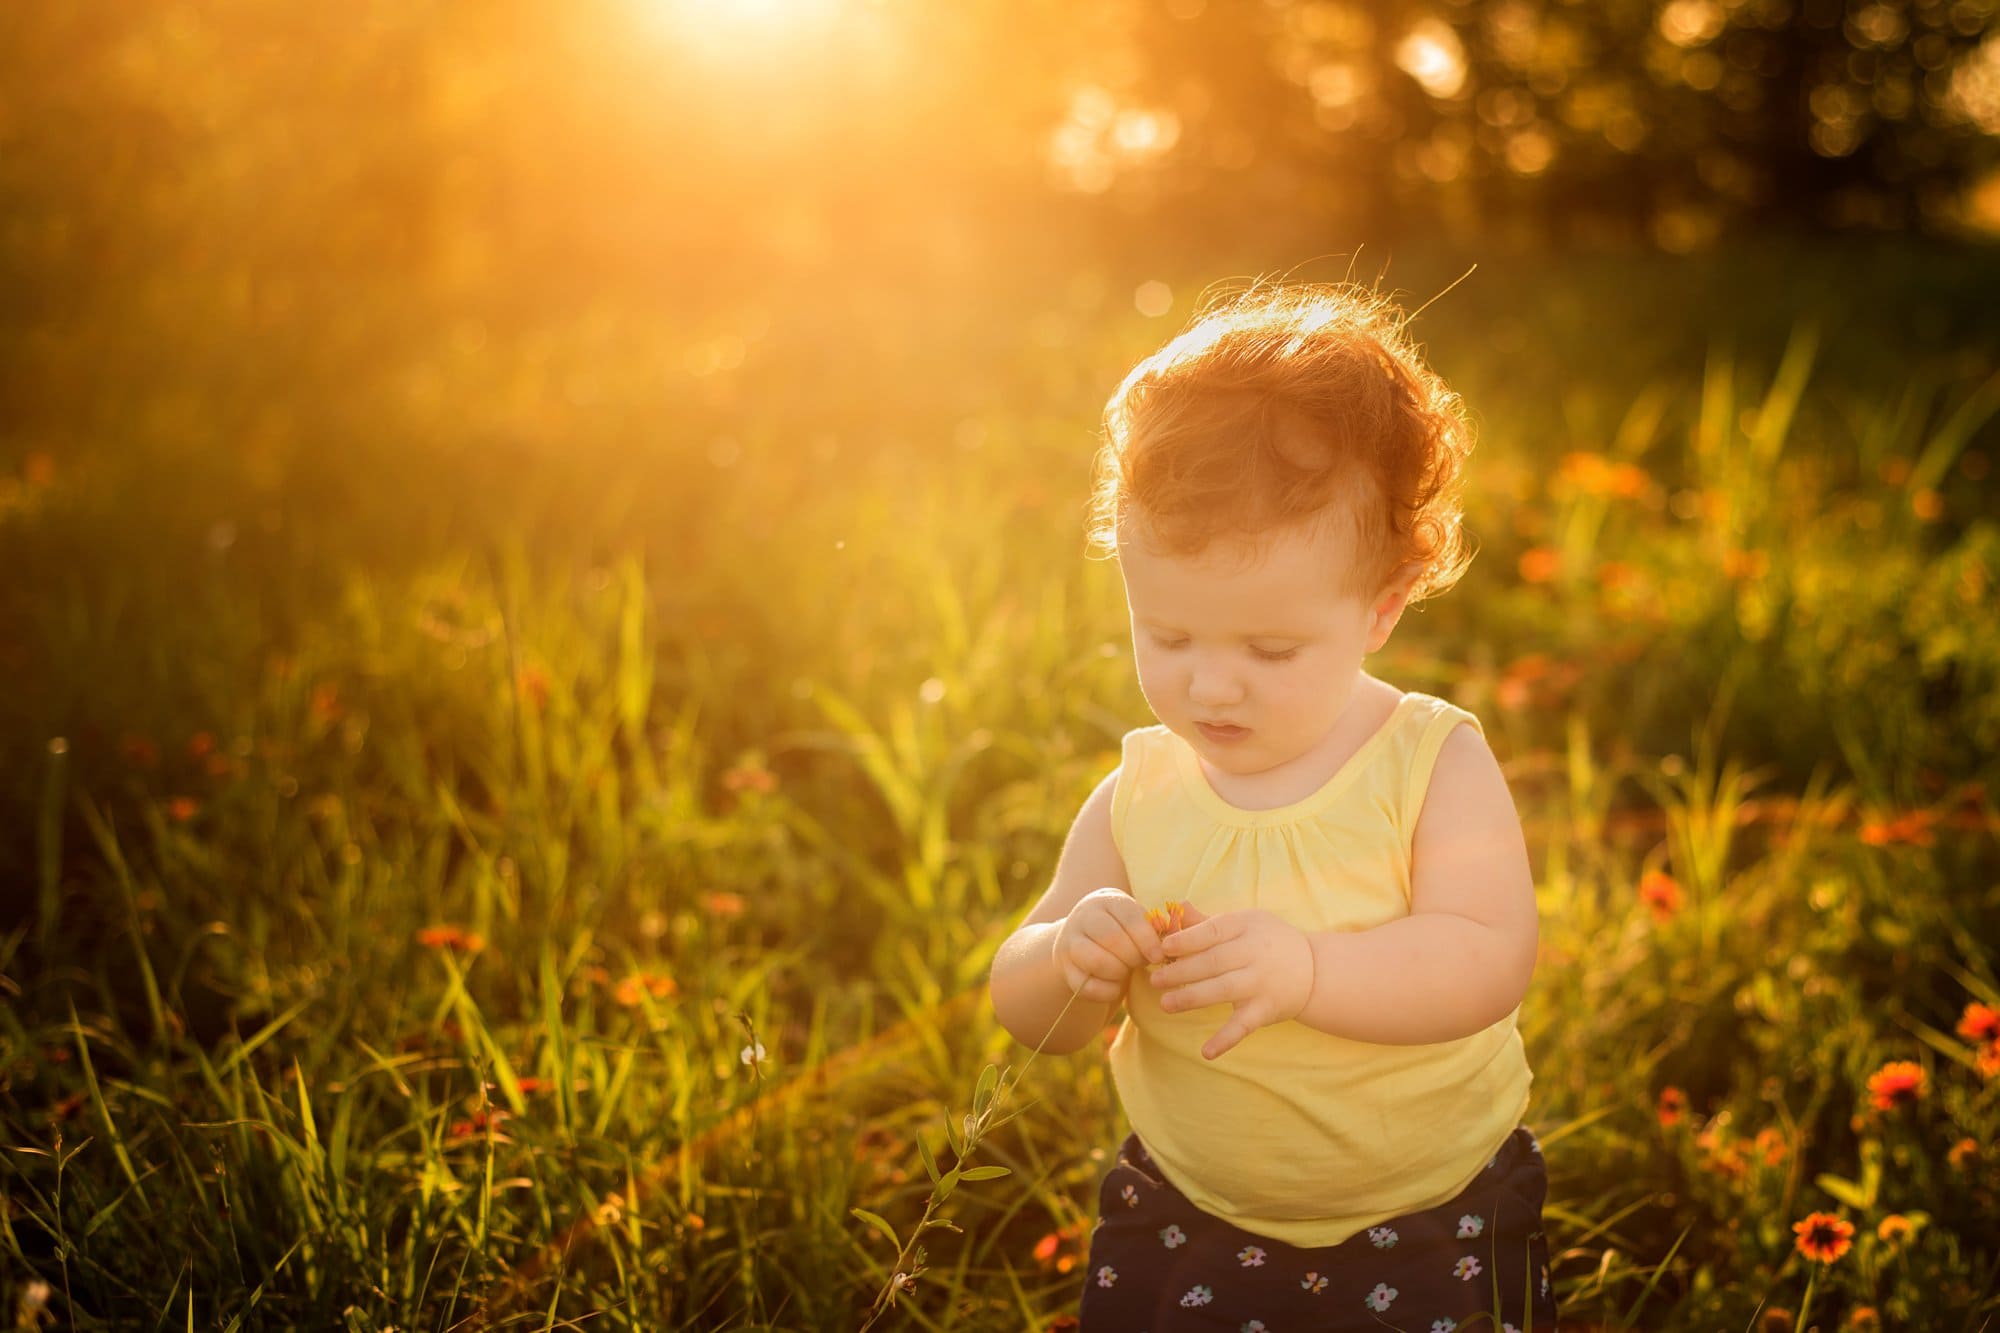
[[3, 239, 1999, 1330]]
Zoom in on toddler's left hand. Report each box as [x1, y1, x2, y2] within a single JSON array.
[[1149, 904, 1314, 1060]]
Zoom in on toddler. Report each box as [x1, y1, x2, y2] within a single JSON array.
[[987, 279, 1556, 1331]]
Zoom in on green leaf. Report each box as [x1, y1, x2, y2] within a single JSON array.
[[917, 1132, 940, 1184], [849, 1207, 901, 1251], [1814, 1173, 1870, 1211], [973, 1063, 998, 1119], [957, 1165, 1010, 1181]]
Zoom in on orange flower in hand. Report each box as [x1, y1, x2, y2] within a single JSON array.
[[1151, 902, 1314, 1061], [1792, 1211, 1854, 1263]]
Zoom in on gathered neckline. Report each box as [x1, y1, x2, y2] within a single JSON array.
[[1169, 692, 1425, 828]]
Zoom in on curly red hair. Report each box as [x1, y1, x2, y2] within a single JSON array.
[[1085, 279, 1476, 607]]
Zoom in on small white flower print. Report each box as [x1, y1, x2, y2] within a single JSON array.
[[1454, 1255, 1483, 1280], [1095, 1265, 1117, 1288], [1159, 1223, 1187, 1248], [1431, 1320, 1458, 1333], [1457, 1213, 1485, 1238], [1541, 1267, 1550, 1298], [1505, 1324, 1522, 1333], [1528, 1135, 1541, 1153], [1236, 1244, 1266, 1266], [1367, 1225, 1400, 1248], [1121, 1183, 1139, 1207], [1179, 1284, 1213, 1307], [1363, 1281, 1396, 1311], [1241, 1323, 1269, 1333], [1301, 1271, 1329, 1294]]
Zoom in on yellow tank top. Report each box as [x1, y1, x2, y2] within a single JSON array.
[[1105, 689, 1534, 1248]]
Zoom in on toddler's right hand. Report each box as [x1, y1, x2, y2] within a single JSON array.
[[1053, 887, 1166, 1004]]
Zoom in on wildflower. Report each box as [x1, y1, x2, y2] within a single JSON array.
[[1045, 1317, 1081, 1333], [1722, 548, 1769, 581], [1760, 1310, 1795, 1332], [1145, 900, 1190, 936], [721, 755, 778, 796], [1517, 547, 1561, 584], [739, 1042, 766, 1068], [188, 731, 217, 759], [1656, 1086, 1688, 1129], [448, 1107, 509, 1140], [1859, 808, 1938, 847], [1033, 1225, 1082, 1274], [416, 925, 486, 954], [120, 734, 160, 767], [1865, 1060, 1925, 1111], [1957, 1002, 2000, 1045], [513, 1077, 551, 1095], [1596, 560, 1639, 591], [310, 682, 344, 725], [1876, 1214, 1914, 1247], [1846, 1307, 1882, 1330], [702, 890, 746, 918], [1978, 1042, 2000, 1079], [1753, 1126, 1788, 1167], [613, 971, 677, 1006], [1638, 870, 1685, 921], [1947, 1137, 1978, 1169], [515, 665, 552, 712], [1792, 1211, 1855, 1263], [166, 796, 201, 822]]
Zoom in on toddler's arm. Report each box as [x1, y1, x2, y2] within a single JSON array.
[[1295, 723, 1539, 1045]]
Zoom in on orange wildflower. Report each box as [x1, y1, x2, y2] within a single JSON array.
[[1596, 560, 1639, 591], [1977, 1041, 2000, 1079], [416, 924, 486, 954], [1875, 1214, 1914, 1247], [1656, 1086, 1688, 1129], [516, 665, 552, 712], [1792, 1211, 1854, 1263], [1722, 548, 1769, 581], [1846, 1307, 1881, 1331], [448, 1107, 510, 1140], [1957, 1002, 2000, 1045], [1144, 900, 1190, 936], [702, 890, 746, 918], [1517, 546, 1561, 584], [1638, 870, 1684, 921], [310, 682, 344, 725], [1859, 808, 1938, 847], [1753, 1126, 1788, 1167], [1947, 1137, 1977, 1169], [166, 796, 201, 822], [1044, 1317, 1081, 1333], [722, 756, 778, 796], [1865, 1060, 1925, 1111], [1032, 1223, 1083, 1274], [614, 971, 678, 1006]]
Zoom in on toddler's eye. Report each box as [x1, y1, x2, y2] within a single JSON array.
[[1151, 637, 1297, 663]]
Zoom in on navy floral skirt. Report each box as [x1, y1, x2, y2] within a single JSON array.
[[1077, 1125, 1558, 1332]]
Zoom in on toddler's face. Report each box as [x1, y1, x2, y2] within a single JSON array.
[[1117, 517, 1413, 780]]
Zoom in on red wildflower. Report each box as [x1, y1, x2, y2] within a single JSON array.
[[1638, 870, 1685, 921], [1957, 1002, 2000, 1045], [1865, 1060, 1925, 1111], [1032, 1223, 1083, 1274], [1792, 1211, 1854, 1263], [1656, 1086, 1688, 1129]]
